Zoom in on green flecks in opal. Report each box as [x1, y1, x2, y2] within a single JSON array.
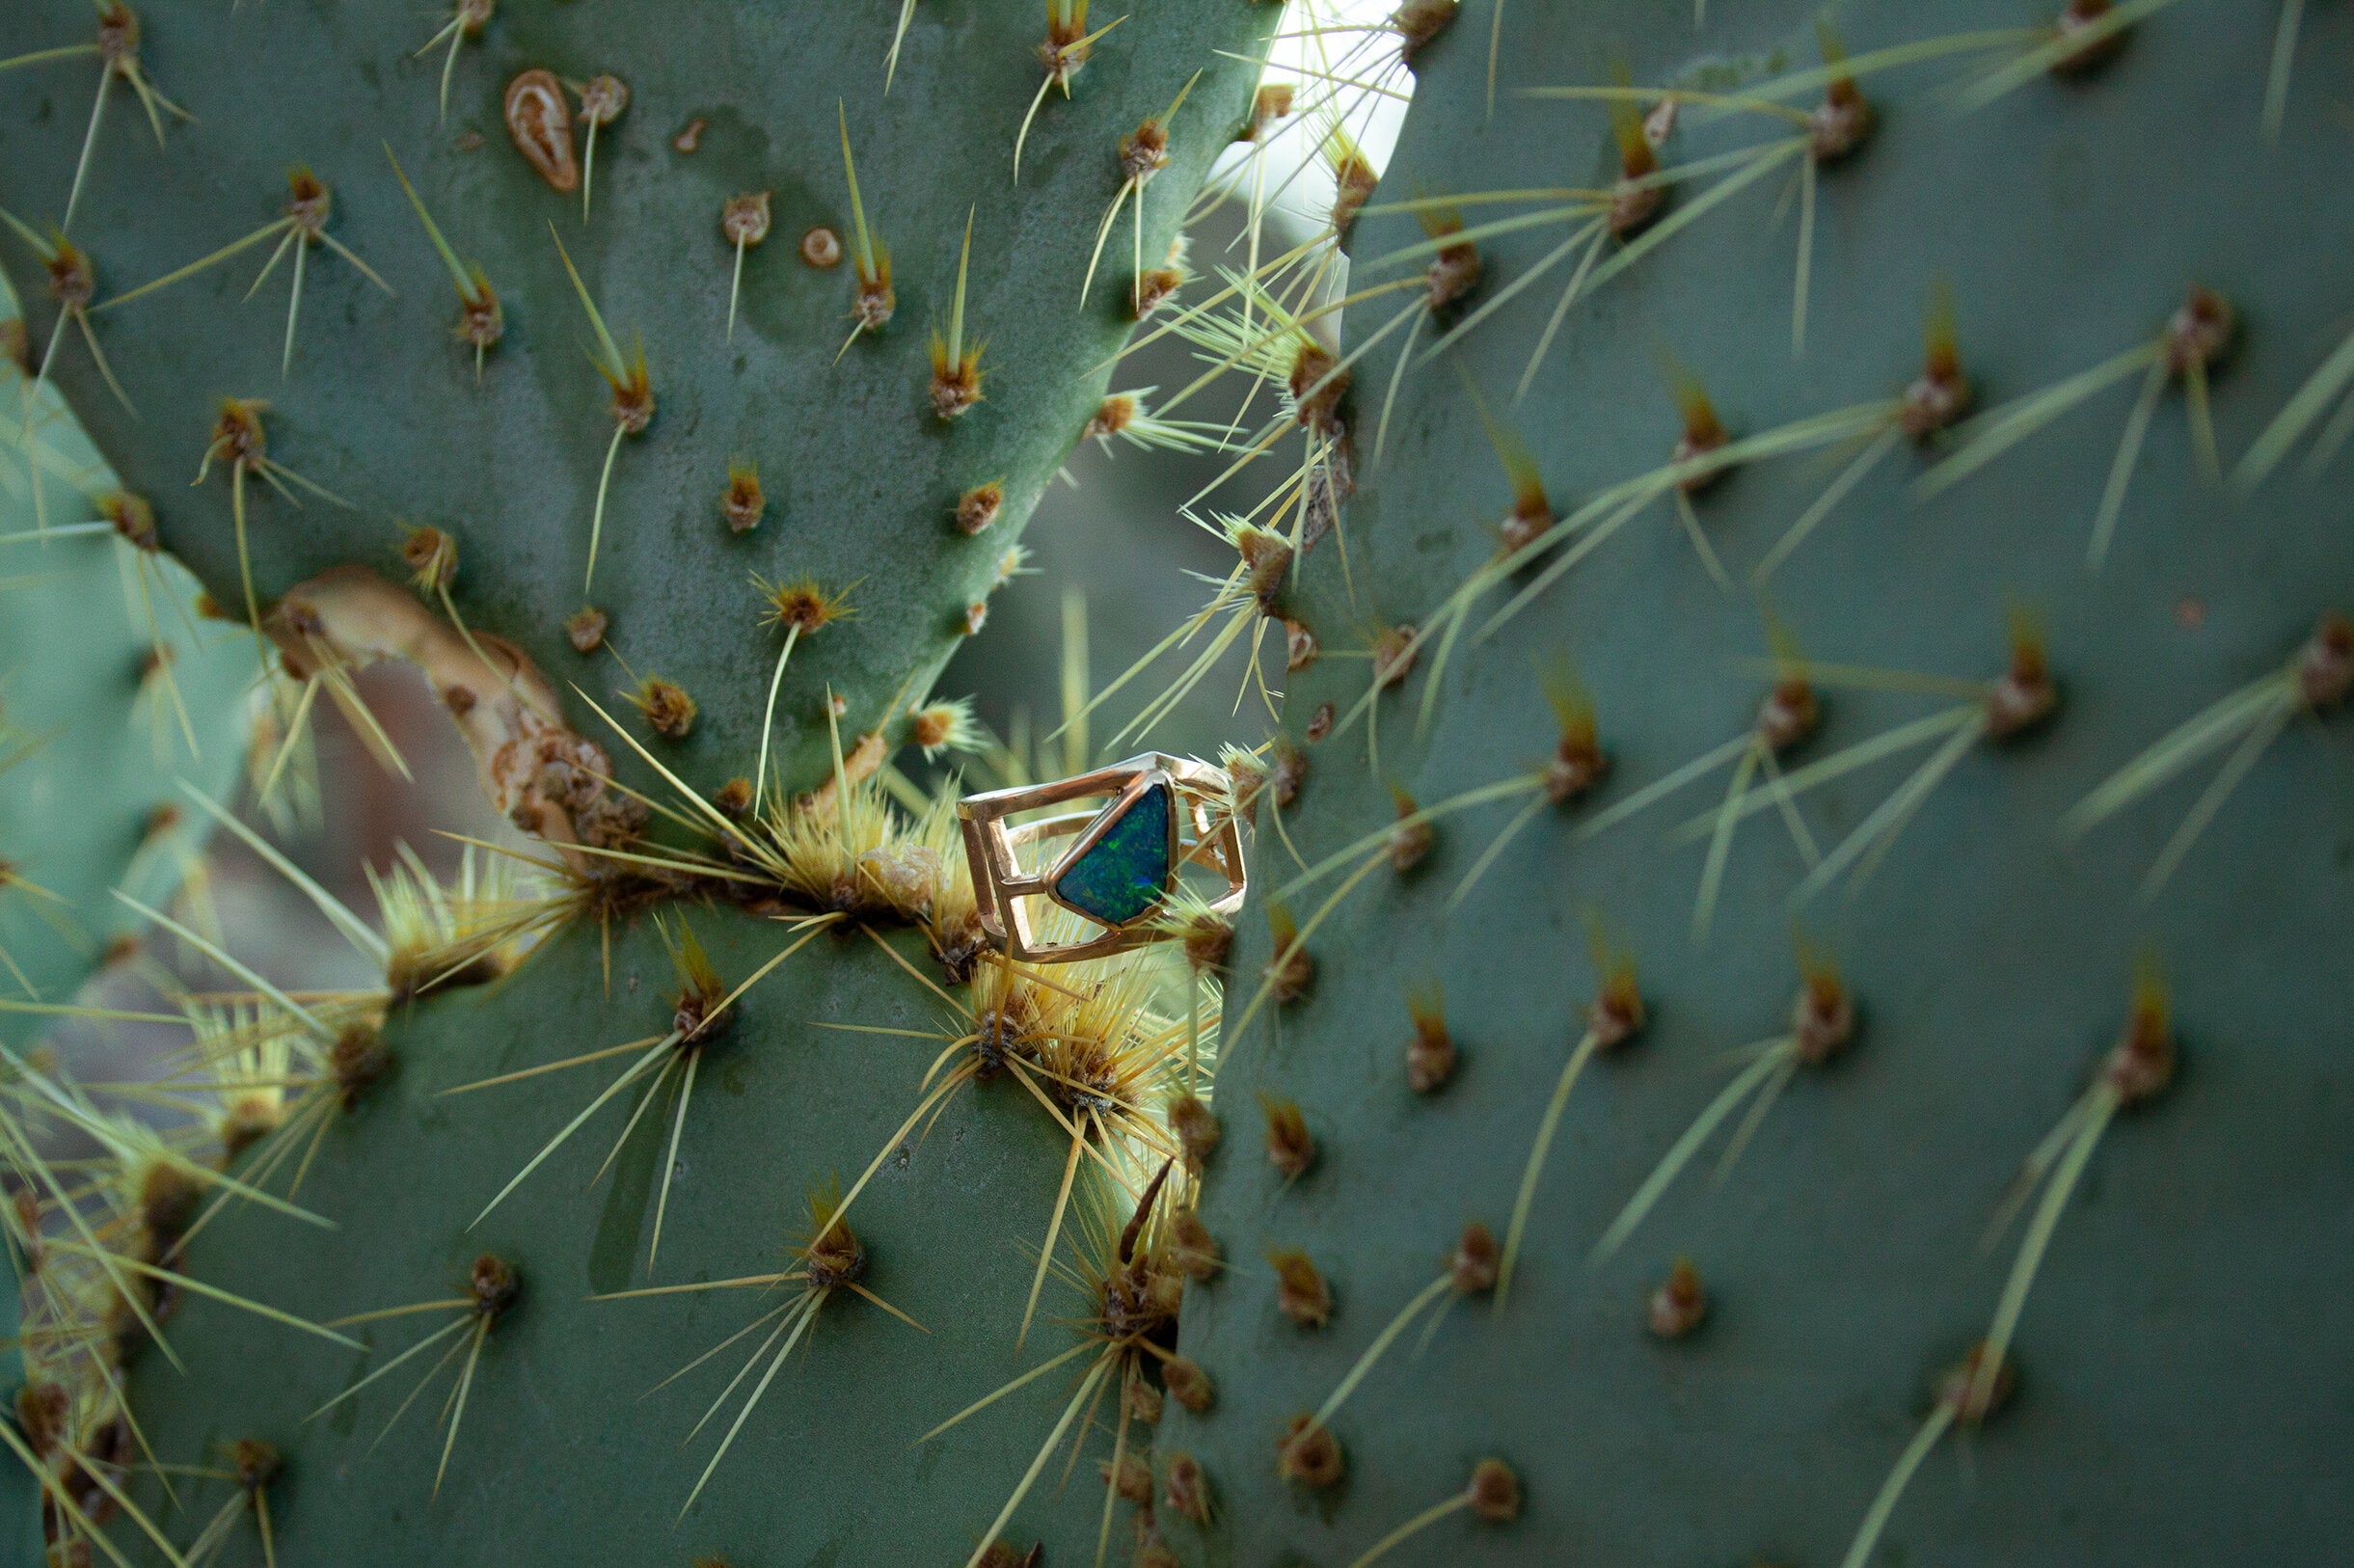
[[1054, 781, 1174, 926]]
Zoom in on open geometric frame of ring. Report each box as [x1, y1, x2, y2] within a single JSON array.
[[957, 753, 1248, 964]]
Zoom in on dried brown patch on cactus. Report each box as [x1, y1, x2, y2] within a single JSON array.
[[793, 225, 837, 267], [270, 566, 591, 857], [504, 69, 577, 190]]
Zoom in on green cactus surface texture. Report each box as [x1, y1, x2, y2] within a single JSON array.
[[7, 0, 2354, 1566], [2, 263, 254, 1568], [1, 273, 250, 1017], [0, 0, 1271, 801], [0, 0, 1285, 1564], [1169, 4, 2354, 1568], [98, 911, 1146, 1565]]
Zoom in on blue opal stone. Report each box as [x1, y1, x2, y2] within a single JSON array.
[[1054, 782, 1174, 926]]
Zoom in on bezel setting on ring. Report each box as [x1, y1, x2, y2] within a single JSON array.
[[957, 753, 1246, 963]]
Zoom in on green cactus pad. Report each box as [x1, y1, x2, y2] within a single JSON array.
[[2, 265, 255, 1568], [0, 269, 250, 1026], [0, 3, 1284, 1563], [103, 906, 1156, 1564], [0, 0, 1278, 799], [1171, 4, 2354, 1566]]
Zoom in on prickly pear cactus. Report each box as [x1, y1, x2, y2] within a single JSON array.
[[1171, 4, 2354, 1567], [1, 258, 256, 1568], [0, 0, 1264, 799], [0, 273, 251, 1022], [0, 1, 1284, 1564]]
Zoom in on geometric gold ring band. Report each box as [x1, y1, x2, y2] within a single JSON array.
[[956, 752, 1247, 964]]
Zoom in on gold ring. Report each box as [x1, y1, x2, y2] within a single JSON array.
[[957, 753, 1246, 964]]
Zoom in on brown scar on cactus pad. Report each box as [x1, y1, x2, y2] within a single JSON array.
[[267, 566, 595, 858], [503, 68, 577, 189]]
